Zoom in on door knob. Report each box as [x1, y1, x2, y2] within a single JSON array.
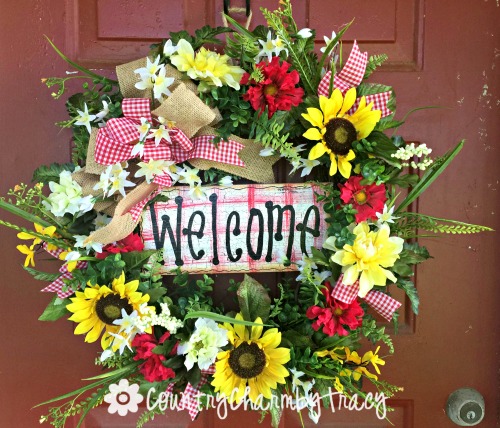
[[446, 388, 485, 426]]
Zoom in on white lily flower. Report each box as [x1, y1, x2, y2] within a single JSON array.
[[178, 165, 201, 186], [107, 170, 136, 197], [137, 118, 150, 141], [163, 39, 178, 57], [375, 204, 399, 227], [135, 159, 172, 183], [188, 184, 206, 201], [134, 55, 161, 80], [256, 31, 288, 62], [147, 124, 172, 146], [74, 235, 103, 254], [297, 28, 313, 39], [95, 99, 110, 122], [300, 158, 320, 177], [75, 103, 96, 134], [153, 66, 175, 101], [320, 31, 338, 54], [93, 213, 111, 230], [259, 147, 276, 157], [130, 142, 145, 158], [218, 176, 233, 187], [114, 309, 139, 335]]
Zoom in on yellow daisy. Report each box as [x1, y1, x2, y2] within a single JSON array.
[[302, 88, 381, 178], [66, 271, 150, 349], [211, 314, 291, 403]]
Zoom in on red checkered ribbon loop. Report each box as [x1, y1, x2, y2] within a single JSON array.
[[332, 275, 401, 321], [95, 98, 245, 169], [317, 41, 392, 118], [40, 243, 87, 299], [179, 365, 216, 420]]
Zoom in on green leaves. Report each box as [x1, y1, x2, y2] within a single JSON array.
[[237, 275, 272, 323], [397, 279, 419, 314], [39, 296, 71, 321], [23, 266, 60, 282], [32, 163, 75, 184], [363, 54, 389, 79]]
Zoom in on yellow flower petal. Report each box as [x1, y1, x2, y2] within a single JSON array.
[[309, 142, 327, 160], [339, 88, 357, 116], [303, 127, 323, 141], [302, 107, 324, 128]]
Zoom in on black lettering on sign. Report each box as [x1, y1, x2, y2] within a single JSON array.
[[209, 193, 219, 265], [296, 205, 321, 257], [247, 208, 264, 260], [226, 211, 242, 262], [265, 202, 295, 262], [182, 211, 206, 260], [151, 196, 184, 266]]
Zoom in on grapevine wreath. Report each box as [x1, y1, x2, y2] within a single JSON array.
[[0, 1, 492, 426]]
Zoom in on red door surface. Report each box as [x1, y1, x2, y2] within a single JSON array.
[[0, 1, 498, 427]]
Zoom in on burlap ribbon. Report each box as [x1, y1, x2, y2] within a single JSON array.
[[76, 57, 279, 245]]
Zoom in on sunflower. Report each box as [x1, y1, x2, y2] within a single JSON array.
[[211, 314, 290, 403], [302, 88, 381, 178], [66, 271, 150, 349]]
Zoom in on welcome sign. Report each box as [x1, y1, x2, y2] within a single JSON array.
[[142, 183, 327, 274]]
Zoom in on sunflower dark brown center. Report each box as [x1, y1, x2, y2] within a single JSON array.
[[324, 118, 357, 156], [263, 84, 278, 96], [95, 294, 133, 325], [228, 342, 266, 379]]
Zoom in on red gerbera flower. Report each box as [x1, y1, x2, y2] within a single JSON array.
[[241, 57, 304, 118], [339, 176, 387, 223], [96, 233, 144, 259], [132, 332, 176, 382], [306, 282, 364, 336]]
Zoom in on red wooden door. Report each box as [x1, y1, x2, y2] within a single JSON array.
[[0, 1, 498, 427]]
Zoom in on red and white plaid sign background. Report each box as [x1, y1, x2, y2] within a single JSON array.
[[142, 183, 327, 274]]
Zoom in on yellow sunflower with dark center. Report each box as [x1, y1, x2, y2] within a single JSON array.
[[211, 314, 290, 403], [66, 271, 150, 349], [302, 87, 381, 178]]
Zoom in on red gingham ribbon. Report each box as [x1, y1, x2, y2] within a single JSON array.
[[95, 98, 245, 168], [332, 275, 401, 321], [40, 243, 87, 299], [179, 366, 216, 420], [317, 41, 392, 118]]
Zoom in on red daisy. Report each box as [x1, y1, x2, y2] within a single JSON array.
[[339, 176, 387, 223], [132, 332, 176, 382], [306, 282, 364, 337], [240, 57, 304, 118], [96, 233, 144, 259]]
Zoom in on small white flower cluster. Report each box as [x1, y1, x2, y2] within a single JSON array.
[[391, 143, 433, 170], [134, 56, 175, 102], [44, 170, 94, 218], [256, 30, 288, 62], [133, 302, 184, 334], [296, 254, 331, 286], [93, 162, 136, 198], [177, 318, 228, 371], [74, 100, 110, 134], [177, 164, 207, 200], [290, 368, 319, 424], [135, 159, 178, 184]]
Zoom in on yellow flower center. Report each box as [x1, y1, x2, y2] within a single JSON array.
[[334, 308, 344, 316], [354, 190, 368, 205], [239, 353, 256, 369], [264, 84, 279, 96]]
